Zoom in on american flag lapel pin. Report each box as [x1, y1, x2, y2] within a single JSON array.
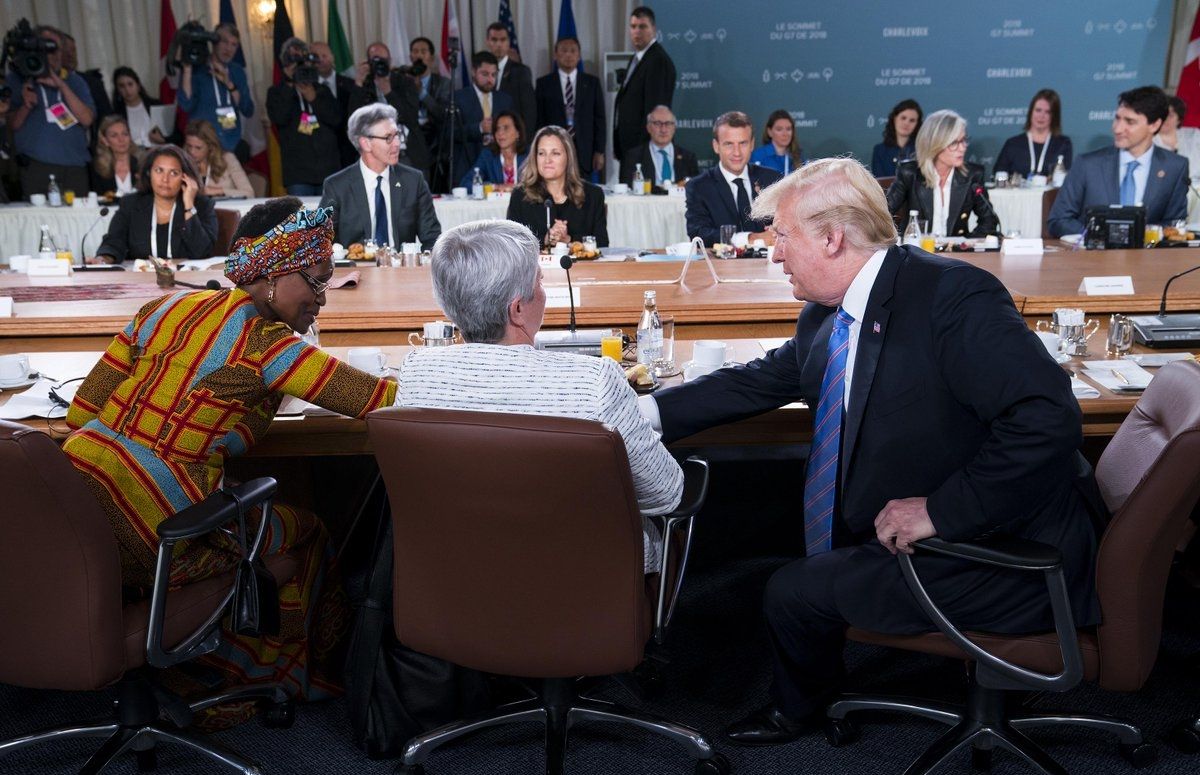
[[872, 321, 881, 334]]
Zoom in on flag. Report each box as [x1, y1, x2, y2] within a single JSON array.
[[385, 0, 409, 66], [440, 0, 467, 86], [267, 0, 295, 196], [557, 0, 577, 41], [498, 0, 519, 55], [158, 0, 177, 104], [327, 0, 354, 74], [219, 0, 267, 176], [1179, 8, 1200, 127]]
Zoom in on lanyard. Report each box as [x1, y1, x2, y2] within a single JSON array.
[[38, 84, 58, 105], [297, 90, 312, 114], [211, 71, 230, 107], [150, 200, 178, 259], [1027, 133, 1050, 175]]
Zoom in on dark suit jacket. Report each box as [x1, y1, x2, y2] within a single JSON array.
[[498, 60, 537, 142], [993, 133, 1074, 178], [95, 192, 217, 262], [620, 142, 699, 186], [535, 70, 605, 174], [417, 73, 451, 148], [327, 73, 359, 167], [1047, 145, 1189, 237], [613, 42, 676, 160], [88, 154, 140, 198], [684, 165, 782, 245], [348, 76, 433, 177], [886, 161, 1000, 237], [654, 246, 1102, 631], [319, 162, 441, 250], [266, 83, 343, 187], [448, 87, 515, 185]]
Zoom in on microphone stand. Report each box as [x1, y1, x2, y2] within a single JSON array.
[[442, 36, 461, 193], [544, 198, 553, 248], [77, 207, 110, 267], [559, 255, 577, 332], [1159, 264, 1200, 317]]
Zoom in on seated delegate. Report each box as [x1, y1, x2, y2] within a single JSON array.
[[183, 119, 255, 199], [65, 198, 398, 723], [870, 99, 922, 177], [993, 88, 1073, 179], [886, 109, 1000, 237], [459, 110, 527, 190], [749, 109, 804, 176], [89, 115, 139, 198], [506, 125, 608, 247], [93, 145, 217, 263], [395, 219, 680, 572]]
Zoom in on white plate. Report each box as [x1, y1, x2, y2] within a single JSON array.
[[1059, 234, 1084, 246], [0, 373, 40, 390]]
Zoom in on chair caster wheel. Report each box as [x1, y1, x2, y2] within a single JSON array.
[[1119, 741, 1157, 769], [1169, 720, 1200, 753], [135, 749, 157, 772], [824, 718, 860, 747], [694, 753, 730, 775], [970, 745, 993, 771], [260, 699, 295, 729], [394, 764, 425, 775]]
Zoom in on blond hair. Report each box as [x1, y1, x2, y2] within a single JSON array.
[[520, 126, 585, 208], [750, 156, 897, 254], [915, 109, 967, 189], [93, 115, 130, 179], [185, 119, 227, 180]]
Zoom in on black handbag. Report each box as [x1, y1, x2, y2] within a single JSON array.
[[343, 496, 490, 759], [231, 556, 280, 637]]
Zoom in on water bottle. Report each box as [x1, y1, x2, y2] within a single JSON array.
[[299, 319, 320, 348], [1051, 155, 1067, 188], [632, 163, 645, 196], [471, 167, 484, 199], [37, 225, 56, 260], [636, 290, 662, 365], [902, 210, 922, 246], [47, 175, 62, 207]]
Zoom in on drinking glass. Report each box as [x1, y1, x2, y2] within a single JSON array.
[[652, 316, 678, 377], [601, 330, 624, 361], [719, 225, 735, 257], [1107, 314, 1134, 357]]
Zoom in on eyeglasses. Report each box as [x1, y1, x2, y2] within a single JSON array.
[[648, 120, 676, 128], [297, 268, 330, 296], [151, 166, 182, 177], [947, 136, 970, 149], [365, 132, 402, 144]]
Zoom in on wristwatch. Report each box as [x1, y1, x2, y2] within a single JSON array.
[[187, 206, 197, 217]]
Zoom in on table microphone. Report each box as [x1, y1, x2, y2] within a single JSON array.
[[78, 207, 110, 265], [559, 254, 577, 332], [544, 198, 553, 245], [1158, 263, 1200, 317]]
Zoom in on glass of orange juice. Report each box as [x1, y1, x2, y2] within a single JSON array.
[[919, 235, 937, 252], [601, 331, 624, 361], [63, 190, 75, 206]]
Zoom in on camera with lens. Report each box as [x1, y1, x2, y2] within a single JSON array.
[[396, 60, 428, 78], [369, 56, 392, 79], [292, 53, 320, 85], [166, 20, 219, 75], [2, 18, 57, 81]]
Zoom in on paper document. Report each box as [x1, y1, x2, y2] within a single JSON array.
[[149, 104, 176, 136]]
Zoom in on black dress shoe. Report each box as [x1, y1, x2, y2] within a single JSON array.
[[725, 705, 818, 746]]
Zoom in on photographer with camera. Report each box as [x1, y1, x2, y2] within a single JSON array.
[[309, 41, 357, 166], [0, 84, 15, 202], [177, 22, 255, 162], [348, 42, 431, 180], [406, 37, 450, 174], [4, 23, 95, 198], [267, 37, 342, 196]]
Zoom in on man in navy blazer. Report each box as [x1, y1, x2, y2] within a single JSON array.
[[320, 103, 441, 250], [646, 158, 1102, 743], [448, 51, 515, 187], [485, 23, 537, 139], [1048, 86, 1189, 237], [620, 105, 700, 187], [613, 7, 677, 163], [535, 37, 606, 176], [685, 112, 783, 246]]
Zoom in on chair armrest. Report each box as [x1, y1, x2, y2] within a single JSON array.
[[648, 457, 709, 642], [662, 457, 710, 520], [146, 477, 278, 669], [912, 536, 1062, 571], [899, 535, 1083, 693]]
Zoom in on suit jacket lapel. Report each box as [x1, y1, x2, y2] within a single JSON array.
[[1145, 147, 1167, 214], [388, 165, 405, 240], [353, 169, 373, 240], [800, 309, 837, 394], [917, 180, 934, 227], [712, 169, 739, 224], [947, 170, 970, 233], [1103, 148, 1121, 207], [841, 247, 899, 477]]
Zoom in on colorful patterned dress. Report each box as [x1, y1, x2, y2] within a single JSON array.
[[64, 287, 396, 702]]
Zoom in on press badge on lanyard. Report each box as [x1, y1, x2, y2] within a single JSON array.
[[299, 112, 319, 135], [213, 76, 237, 130], [41, 86, 77, 130]]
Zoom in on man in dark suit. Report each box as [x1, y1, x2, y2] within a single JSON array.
[[311, 41, 359, 167], [535, 37, 605, 177], [347, 42, 432, 179], [319, 103, 441, 250], [407, 37, 452, 186], [448, 51, 514, 186], [1048, 85, 1189, 237], [620, 105, 699, 187], [685, 111, 782, 246], [613, 7, 676, 166], [485, 23, 536, 144], [646, 157, 1101, 744]]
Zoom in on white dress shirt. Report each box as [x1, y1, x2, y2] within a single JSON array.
[[1156, 128, 1200, 179], [319, 73, 338, 98], [358, 160, 394, 246], [125, 102, 153, 147], [650, 142, 675, 185], [496, 55, 509, 88], [931, 173, 953, 237], [719, 163, 755, 246], [1118, 145, 1154, 205]]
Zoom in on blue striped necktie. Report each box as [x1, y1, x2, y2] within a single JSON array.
[[803, 308, 855, 556], [1119, 159, 1139, 206], [374, 175, 388, 246]]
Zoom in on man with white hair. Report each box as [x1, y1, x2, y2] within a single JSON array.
[[643, 157, 1103, 743], [395, 219, 683, 573], [319, 103, 440, 249]]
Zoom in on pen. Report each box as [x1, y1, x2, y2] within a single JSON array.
[[1110, 368, 1131, 385]]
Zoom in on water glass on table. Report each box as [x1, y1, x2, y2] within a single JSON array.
[[652, 316, 678, 377], [718, 225, 735, 257]]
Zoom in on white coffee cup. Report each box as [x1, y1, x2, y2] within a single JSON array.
[[692, 340, 728, 368], [451, 187, 469, 199], [29, 194, 46, 207], [86, 191, 99, 206], [347, 347, 387, 374], [552, 242, 569, 257], [0, 353, 31, 384], [613, 183, 630, 195], [424, 320, 454, 339], [1035, 331, 1061, 358], [8, 255, 30, 272]]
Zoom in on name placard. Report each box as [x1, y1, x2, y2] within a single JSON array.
[[544, 285, 581, 308], [1078, 275, 1135, 295], [1001, 237, 1043, 255], [0, 297, 11, 317], [26, 258, 71, 277]]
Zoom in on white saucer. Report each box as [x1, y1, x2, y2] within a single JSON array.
[[682, 360, 733, 380], [0, 373, 39, 390], [1054, 353, 1071, 364]]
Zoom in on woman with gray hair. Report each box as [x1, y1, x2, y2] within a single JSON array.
[[886, 109, 1000, 238], [395, 219, 681, 573]]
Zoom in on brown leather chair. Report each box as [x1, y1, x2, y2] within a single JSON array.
[[1041, 188, 1060, 239], [0, 421, 297, 774], [213, 208, 241, 257], [876, 176, 896, 192], [825, 359, 1200, 774], [367, 407, 728, 775]]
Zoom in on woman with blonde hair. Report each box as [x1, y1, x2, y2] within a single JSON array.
[[183, 119, 254, 199], [505, 125, 608, 247], [90, 115, 139, 197], [886, 109, 999, 237]]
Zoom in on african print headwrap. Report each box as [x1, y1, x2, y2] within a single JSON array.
[[224, 206, 334, 285]]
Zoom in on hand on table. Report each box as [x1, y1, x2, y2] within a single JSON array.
[[875, 497, 936, 555], [547, 219, 570, 245]]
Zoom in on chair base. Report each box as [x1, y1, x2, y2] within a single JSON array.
[[826, 676, 1153, 775], [0, 672, 291, 775], [397, 676, 727, 775]]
